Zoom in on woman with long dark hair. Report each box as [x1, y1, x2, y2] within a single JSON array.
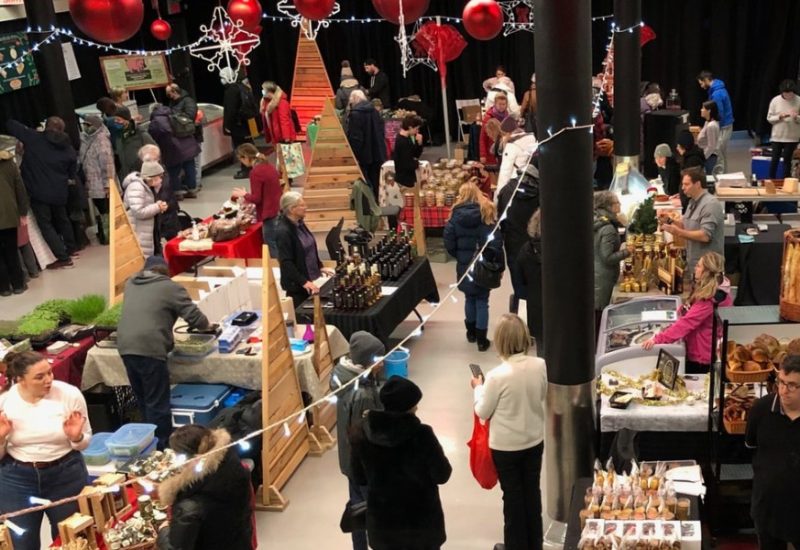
[[697, 100, 721, 175]]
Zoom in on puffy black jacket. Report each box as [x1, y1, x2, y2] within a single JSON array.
[[7, 120, 77, 206], [157, 430, 253, 550], [351, 411, 452, 550], [497, 169, 540, 265], [443, 201, 504, 297], [518, 236, 543, 348]]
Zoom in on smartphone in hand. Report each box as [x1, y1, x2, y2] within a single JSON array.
[[469, 363, 484, 379]]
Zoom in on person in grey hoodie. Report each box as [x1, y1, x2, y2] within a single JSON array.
[[332, 331, 386, 550], [117, 255, 211, 446]]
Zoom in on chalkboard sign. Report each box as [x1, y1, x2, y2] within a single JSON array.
[[0, 33, 40, 95]]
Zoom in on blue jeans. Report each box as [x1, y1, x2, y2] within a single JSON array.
[[704, 154, 718, 175], [0, 451, 88, 550], [347, 478, 368, 550], [262, 216, 279, 259], [167, 159, 198, 191], [465, 294, 489, 330], [121, 354, 172, 448]]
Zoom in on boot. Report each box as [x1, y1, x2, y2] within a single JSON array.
[[465, 320, 476, 343], [476, 328, 491, 352], [509, 294, 519, 314], [96, 215, 108, 245], [102, 213, 110, 245]]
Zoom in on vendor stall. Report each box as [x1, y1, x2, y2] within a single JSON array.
[[724, 223, 789, 306]]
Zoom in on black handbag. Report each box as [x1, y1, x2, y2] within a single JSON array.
[[472, 245, 505, 290], [339, 501, 367, 533]]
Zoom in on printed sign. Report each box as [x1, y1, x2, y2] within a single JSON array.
[[100, 53, 170, 91], [0, 33, 40, 95]]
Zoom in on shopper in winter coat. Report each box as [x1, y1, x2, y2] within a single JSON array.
[[166, 84, 198, 122], [392, 114, 424, 188], [117, 256, 210, 446], [0, 150, 29, 296], [654, 143, 681, 197], [231, 143, 282, 257], [766, 79, 800, 179], [497, 163, 540, 313], [333, 331, 386, 550], [697, 71, 734, 171], [157, 426, 253, 550], [79, 115, 115, 245], [336, 61, 367, 112], [517, 210, 543, 352], [472, 313, 547, 550], [642, 251, 732, 373], [261, 81, 296, 148], [444, 182, 504, 352], [6, 118, 77, 267], [221, 68, 256, 179], [697, 100, 721, 174], [347, 90, 387, 197], [480, 94, 510, 165], [115, 114, 156, 182], [594, 191, 633, 314], [122, 161, 168, 257], [351, 376, 452, 550], [496, 117, 538, 196], [148, 104, 200, 198]]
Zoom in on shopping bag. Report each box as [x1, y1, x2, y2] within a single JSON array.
[[467, 413, 497, 489], [279, 142, 306, 179]]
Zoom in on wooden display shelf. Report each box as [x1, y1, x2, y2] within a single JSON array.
[[289, 21, 334, 140], [109, 183, 144, 305]]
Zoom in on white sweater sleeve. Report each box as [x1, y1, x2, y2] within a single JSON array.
[[473, 374, 502, 421], [767, 97, 782, 125], [496, 143, 519, 197]]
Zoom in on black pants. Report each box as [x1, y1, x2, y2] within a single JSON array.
[[685, 360, 710, 375], [121, 354, 172, 448], [232, 132, 254, 171], [288, 289, 310, 314], [770, 141, 798, 179], [30, 201, 75, 261], [360, 162, 382, 199], [757, 529, 800, 550], [93, 198, 110, 244], [492, 443, 544, 550], [0, 227, 24, 292]]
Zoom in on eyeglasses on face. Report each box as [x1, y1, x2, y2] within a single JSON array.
[[777, 378, 800, 392]]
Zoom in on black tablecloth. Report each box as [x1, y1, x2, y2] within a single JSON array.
[[296, 258, 440, 344], [724, 223, 788, 306], [564, 477, 701, 550]]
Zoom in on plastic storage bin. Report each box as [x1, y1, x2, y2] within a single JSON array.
[[105, 423, 157, 457], [171, 383, 232, 427], [173, 332, 217, 357], [111, 437, 158, 465], [222, 387, 249, 408], [384, 349, 410, 378], [82, 432, 113, 466]]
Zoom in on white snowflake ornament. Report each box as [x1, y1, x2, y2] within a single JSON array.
[[189, 6, 261, 81]]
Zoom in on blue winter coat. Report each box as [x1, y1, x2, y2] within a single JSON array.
[[709, 79, 734, 127], [443, 202, 503, 297]]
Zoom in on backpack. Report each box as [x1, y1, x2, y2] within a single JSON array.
[[169, 112, 196, 138], [290, 108, 301, 134], [238, 83, 259, 120]]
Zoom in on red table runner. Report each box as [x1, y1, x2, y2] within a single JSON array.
[[399, 205, 452, 228], [47, 335, 96, 388], [163, 221, 263, 276]]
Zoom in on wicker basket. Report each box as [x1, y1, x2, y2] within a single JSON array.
[[723, 417, 747, 435], [726, 366, 773, 383], [779, 229, 800, 322]]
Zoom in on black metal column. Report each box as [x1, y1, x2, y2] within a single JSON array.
[[23, 0, 80, 149], [613, 0, 641, 158], [533, 0, 596, 523]]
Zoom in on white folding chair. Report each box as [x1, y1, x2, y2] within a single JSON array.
[[455, 98, 481, 143]]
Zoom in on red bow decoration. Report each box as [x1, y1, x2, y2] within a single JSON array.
[[412, 21, 467, 86]]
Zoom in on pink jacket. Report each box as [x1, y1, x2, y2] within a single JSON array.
[[652, 281, 733, 365]]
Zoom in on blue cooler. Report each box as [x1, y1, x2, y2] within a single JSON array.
[[170, 384, 232, 427], [384, 349, 410, 378]]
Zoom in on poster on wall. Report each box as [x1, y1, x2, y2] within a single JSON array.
[[0, 33, 40, 95], [0, 0, 24, 5], [100, 54, 170, 91], [61, 42, 81, 81]]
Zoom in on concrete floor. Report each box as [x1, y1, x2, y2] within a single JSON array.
[[13, 136, 758, 549]]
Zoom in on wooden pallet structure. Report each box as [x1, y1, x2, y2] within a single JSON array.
[[109, 183, 144, 305], [303, 98, 364, 231], [257, 246, 310, 511], [306, 295, 337, 456], [289, 20, 334, 141]]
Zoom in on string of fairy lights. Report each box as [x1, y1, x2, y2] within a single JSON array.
[[0, 119, 595, 531]]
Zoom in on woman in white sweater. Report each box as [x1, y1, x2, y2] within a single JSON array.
[[767, 79, 800, 179], [697, 100, 720, 175], [496, 117, 538, 199], [471, 313, 547, 550]]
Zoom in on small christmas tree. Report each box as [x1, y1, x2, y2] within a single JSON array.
[[629, 196, 658, 234]]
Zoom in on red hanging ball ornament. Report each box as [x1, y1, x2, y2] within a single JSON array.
[[462, 0, 503, 41], [227, 0, 263, 32], [150, 18, 172, 41], [68, 0, 144, 44], [371, 0, 430, 25], [293, 0, 336, 21]]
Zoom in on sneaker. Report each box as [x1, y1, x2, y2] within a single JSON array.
[[47, 259, 75, 269], [12, 285, 27, 295]]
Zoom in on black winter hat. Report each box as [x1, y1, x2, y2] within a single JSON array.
[[677, 129, 694, 149], [379, 376, 422, 412]]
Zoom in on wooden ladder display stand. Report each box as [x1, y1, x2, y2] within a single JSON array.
[[303, 98, 364, 232], [109, 183, 144, 305], [306, 295, 336, 456], [57, 514, 98, 549], [289, 20, 334, 141], [0, 523, 13, 550], [413, 182, 427, 256], [257, 246, 310, 511]]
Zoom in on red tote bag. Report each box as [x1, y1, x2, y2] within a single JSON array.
[[467, 414, 498, 489]]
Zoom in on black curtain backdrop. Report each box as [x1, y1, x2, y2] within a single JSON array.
[[1, 0, 799, 140]]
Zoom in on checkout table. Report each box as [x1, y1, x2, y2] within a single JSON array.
[[296, 258, 440, 343], [81, 325, 349, 402]]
